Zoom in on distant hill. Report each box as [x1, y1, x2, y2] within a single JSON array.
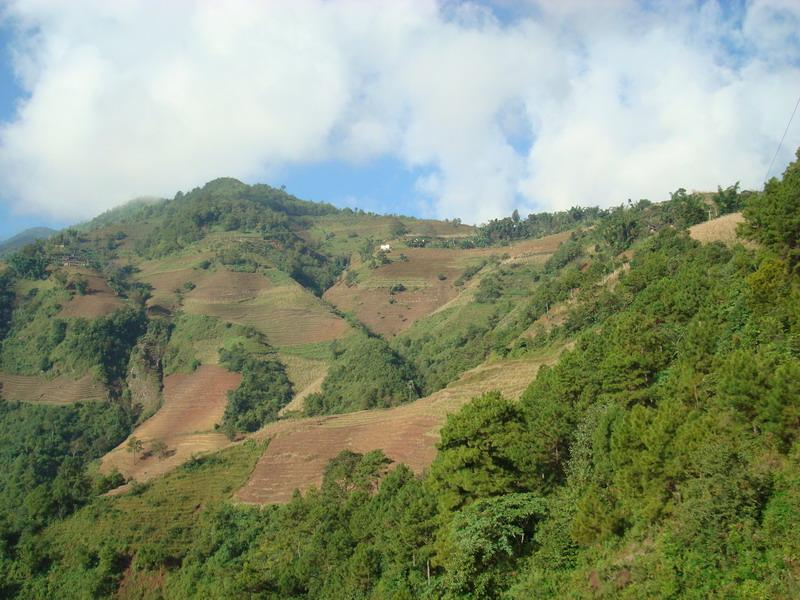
[[0, 226, 56, 256]]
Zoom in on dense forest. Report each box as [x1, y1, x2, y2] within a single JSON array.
[[0, 150, 798, 598]]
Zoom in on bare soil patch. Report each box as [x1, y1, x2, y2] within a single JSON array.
[[101, 364, 241, 483], [689, 212, 744, 244], [0, 372, 107, 404], [57, 269, 125, 318]]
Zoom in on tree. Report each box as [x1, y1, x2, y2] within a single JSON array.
[[741, 148, 800, 266], [126, 437, 144, 464], [8, 240, 49, 280], [443, 493, 546, 599], [150, 439, 169, 461], [389, 218, 408, 237], [715, 182, 742, 214], [429, 392, 533, 514]]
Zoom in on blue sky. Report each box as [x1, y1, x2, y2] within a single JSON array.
[[0, 0, 798, 240], [0, 18, 43, 239], [0, 15, 425, 239]]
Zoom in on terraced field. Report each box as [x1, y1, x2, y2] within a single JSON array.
[[301, 214, 475, 256], [689, 212, 744, 244], [101, 364, 241, 485], [277, 352, 329, 414], [237, 345, 568, 504], [183, 269, 350, 348], [57, 268, 125, 318], [0, 372, 107, 404], [325, 230, 573, 336], [136, 253, 211, 312]]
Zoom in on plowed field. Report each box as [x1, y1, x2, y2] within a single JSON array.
[[101, 364, 241, 483], [237, 347, 566, 504], [324, 231, 572, 337], [183, 271, 349, 347], [57, 269, 125, 318], [0, 372, 107, 404]]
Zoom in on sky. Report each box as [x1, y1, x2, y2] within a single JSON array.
[[0, 0, 798, 239]]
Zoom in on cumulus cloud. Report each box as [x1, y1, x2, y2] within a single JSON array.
[[0, 0, 798, 223]]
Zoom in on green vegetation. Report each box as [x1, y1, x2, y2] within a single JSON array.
[[0, 270, 16, 340], [741, 148, 800, 266], [0, 290, 146, 389], [219, 342, 293, 434], [6, 240, 49, 280], [162, 313, 267, 375], [305, 334, 421, 415], [0, 441, 262, 598], [0, 399, 132, 586], [133, 178, 346, 294], [162, 314, 294, 433]]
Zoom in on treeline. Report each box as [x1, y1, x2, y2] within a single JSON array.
[[473, 184, 745, 247]]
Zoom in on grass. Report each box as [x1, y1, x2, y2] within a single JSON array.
[[14, 276, 57, 297], [688, 212, 744, 244], [277, 353, 329, 394], [276, 340, 337, 361]]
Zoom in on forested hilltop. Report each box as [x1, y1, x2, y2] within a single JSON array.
[[0, 150, 798, 598]]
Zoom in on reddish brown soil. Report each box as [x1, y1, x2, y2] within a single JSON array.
[[238, 412, 440, 504], [0, 372, 107, 404], [101, 364, 241, 483], [325, 231, 573, 337], [325, 283, 457, 337], [183, 269, 273, 302], [57, 269, 125, 318]]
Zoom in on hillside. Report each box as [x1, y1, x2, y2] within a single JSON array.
[[1, 164, 800, 599], [0, 226, 56, 257]]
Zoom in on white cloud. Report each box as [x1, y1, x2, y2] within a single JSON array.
[[0, 0, 798, 223]]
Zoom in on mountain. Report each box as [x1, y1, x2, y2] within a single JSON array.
[[0, 226, 56, 256], [0, 162, 798, 598]]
